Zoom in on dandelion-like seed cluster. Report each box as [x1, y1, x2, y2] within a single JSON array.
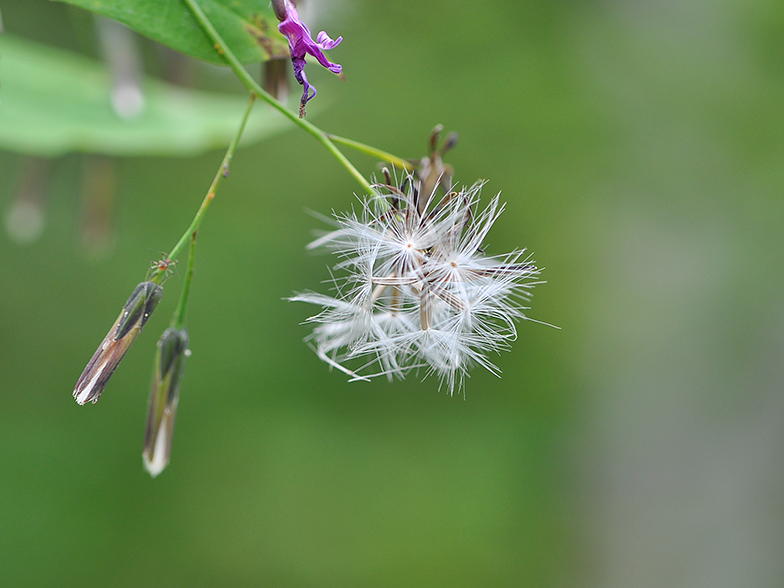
[[292, 175, 543, 394]]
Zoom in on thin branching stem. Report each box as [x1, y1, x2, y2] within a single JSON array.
[[172, 231, 197, 329], [150, 93, 256, 286], [326, 135, 414, 172]]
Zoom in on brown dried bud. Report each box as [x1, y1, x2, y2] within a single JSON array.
[[73, 282, 162, 405], [143, 327, 189, 477]]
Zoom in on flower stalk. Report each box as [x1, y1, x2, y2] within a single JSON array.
[[148, 93, 257, 285], [326, 134, 414, 172]]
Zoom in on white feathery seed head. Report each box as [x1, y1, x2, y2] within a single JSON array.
[[291, 174, 547, 395]]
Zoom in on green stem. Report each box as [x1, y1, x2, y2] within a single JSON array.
[[150, 93, 257, 284], [326, 135, 414, 172], [180, 0, 373, 195], [172, 231, 197, 329]]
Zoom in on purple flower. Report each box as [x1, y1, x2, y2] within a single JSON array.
[[273, 0, 342, 117]]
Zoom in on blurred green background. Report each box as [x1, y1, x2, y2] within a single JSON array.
[[2, 0, 784, 586]]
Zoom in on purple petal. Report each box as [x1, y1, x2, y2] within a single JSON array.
[[316, 31, 342, 51], [277, 3, 342, 115]]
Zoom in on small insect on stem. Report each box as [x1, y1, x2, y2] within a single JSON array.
[[147, 254, 177, 282]]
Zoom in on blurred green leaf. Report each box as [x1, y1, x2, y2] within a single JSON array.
[[51, 0, 287, 64], [0, 34, 291, 157]]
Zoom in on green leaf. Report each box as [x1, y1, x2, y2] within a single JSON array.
[[0, 34, 292, 157], [51, 0, 288, 65]]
